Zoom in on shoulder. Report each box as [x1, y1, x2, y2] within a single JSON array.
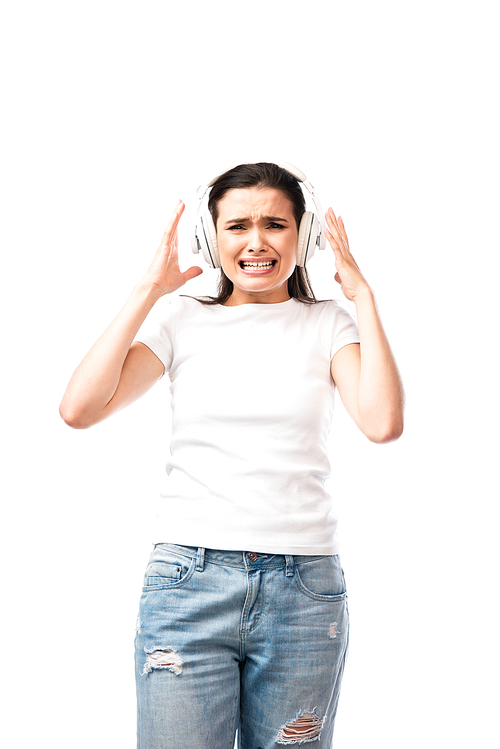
[[293, 300, 360, 358], [314, 298, 356, 316], [155, 294, 211, 325], [292, 298, 357, 324]]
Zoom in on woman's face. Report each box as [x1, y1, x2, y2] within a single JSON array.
[[215, 187, 299, 305]]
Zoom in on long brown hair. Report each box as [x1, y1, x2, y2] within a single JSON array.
[[192, 162, 320, 305]]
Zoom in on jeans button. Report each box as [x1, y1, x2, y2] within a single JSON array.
[[248, 552, 259, 562]]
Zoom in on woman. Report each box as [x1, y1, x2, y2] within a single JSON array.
[[60, 162, 404, 748]]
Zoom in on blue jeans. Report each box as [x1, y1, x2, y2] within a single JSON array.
[[135, 544, 349, 748]]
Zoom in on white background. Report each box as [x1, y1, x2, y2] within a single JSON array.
[[1, 1, 498, 746]]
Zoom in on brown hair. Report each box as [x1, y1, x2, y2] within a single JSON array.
[[192, 162, 320, 305]]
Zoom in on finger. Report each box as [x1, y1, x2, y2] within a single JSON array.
[[325, 231, 344, 267], [331, 210, 349, 253], [182, 265, 203, 282], [337, 216, 350, 250], [326, 209, 349, 253], [324, 225, 341, 255], [336, 217, 360, 270], [162, 200, 185, 244], [330, 243, 347, 279], [325, 210, 344, 247], [173, 199, 184, 218], [325, 220, 346, 265], [327, 211, 361, 271], [166, 200, 184, 228]]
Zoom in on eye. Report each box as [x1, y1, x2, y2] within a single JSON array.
[[268, 222, 286, 229], [227, 224, 245, 231]]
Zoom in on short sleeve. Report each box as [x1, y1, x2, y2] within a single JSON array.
[[329, 301, 360, 360], [134, 297, 179, 374]]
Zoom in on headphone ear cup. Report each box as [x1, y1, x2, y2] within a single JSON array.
[[297, 211, 315, 267], [198, 212, 221, 268]]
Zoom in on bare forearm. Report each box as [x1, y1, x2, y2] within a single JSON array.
[[60, 201, 203, 428], [355, 289, 405, 442], [59, 282, 162, 425]]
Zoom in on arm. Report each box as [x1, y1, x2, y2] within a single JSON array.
[[59, 201, 203, 428], [326, 209, 405, 444]]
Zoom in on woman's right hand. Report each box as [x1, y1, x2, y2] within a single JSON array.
[[60, 201, 203, 429], [140, 200, 203, 296]]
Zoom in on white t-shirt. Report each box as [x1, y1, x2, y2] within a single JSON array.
[[135, 295, 360, 555]]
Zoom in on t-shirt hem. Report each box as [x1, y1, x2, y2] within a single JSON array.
[[135, 337, 168, 373], [330, 335, 360, 360]]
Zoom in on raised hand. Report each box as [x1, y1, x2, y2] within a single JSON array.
[[325, 208, 370, 302], [141, 200, 203, 297]]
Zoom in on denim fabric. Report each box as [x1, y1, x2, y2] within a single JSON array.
[[135, 544, 349, 748]]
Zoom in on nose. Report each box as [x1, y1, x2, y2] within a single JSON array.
[[247, 225, 268, 252]]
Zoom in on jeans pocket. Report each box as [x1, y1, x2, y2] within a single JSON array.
[[293, 555, 347, 602], [142, 545, 196, 590]]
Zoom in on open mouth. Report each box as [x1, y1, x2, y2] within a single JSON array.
[[239, 259, 277, 273]]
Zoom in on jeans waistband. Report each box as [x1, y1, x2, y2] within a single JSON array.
[[154, 543, 328, 574]]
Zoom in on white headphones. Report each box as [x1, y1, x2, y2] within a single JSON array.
[[190, 160, 326, 269]]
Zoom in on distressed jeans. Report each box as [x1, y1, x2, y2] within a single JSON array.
[[135, 544, 349, 748]]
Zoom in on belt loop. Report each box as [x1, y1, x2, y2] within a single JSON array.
[[196, 547, 206, 572], [285, 555, 294, 577]]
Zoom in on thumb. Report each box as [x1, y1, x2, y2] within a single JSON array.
[[182, 266, 204, 282]]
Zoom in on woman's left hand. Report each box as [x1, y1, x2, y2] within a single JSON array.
[[325, 209, 371, 302]]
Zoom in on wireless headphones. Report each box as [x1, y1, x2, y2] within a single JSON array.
[[190, 160, 326, 269]]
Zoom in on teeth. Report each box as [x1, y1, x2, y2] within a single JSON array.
[[242, 262, 274, 268]]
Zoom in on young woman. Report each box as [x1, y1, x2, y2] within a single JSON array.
[[60, 162, 404, 748]]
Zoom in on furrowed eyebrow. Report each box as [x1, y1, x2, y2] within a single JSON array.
[[224, 215, 290, 225]]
